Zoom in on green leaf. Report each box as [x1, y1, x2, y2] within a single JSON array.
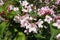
[[6, 11, 16, 19], [14, 32, 26, 40], [14, 0, 18, 2], [50, 22, 60, 40], [29, 11, 38, 18], [3, 31, 12, 40], [0, 7, 3, 12], [34, 30, 46, 40], [0, 22, 9, 40]]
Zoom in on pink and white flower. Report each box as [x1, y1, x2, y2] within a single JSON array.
[[20, 20, 29, 27], [14, 14, 38, 33], [38, 8, 45, 16], [28, 23, 37, 33], [22, 8, 28, 12], [24, 23, 37, 33], [19, 14, 29, 27], [0, 0, 4, 6], [44, 15, 52, 23], [13, 7, 19, 11], [14, 14, 35, 28], [19, 0, 33, 13], [7, 5, 13, 12], [56, 33, 60, 40], [36, 19, 43, 28], [53, 19, 60, 29], [19, 0, 29, 6], [26, 5, 32, 12], [0, 16, 5, 22], [38, 6, 54, 16], [22, 5, 32, 12], [55, 0, 60, 4], [53, 15, 60, 22], [14, 14, 20, 23]]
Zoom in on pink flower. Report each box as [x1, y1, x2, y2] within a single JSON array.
[[22, 5, 32, 12], [0, 0, 4, 6], [19, 0, 29, 6], [20, 20, 29, 27], [53, 15, 60, 22], [26, 23, 37, 33], [53, 19, 60, 29], [14, 14, 35, 27], [14, 14, 20, 23], [55, 0, 60, 4], [38, 6, 54, 16], [24, 30, 29, 34], [49, 9, 54, 14], [36, 19, 43, 28], [19, 14, 29, 27], [56, 33, 60, 40], [44, 15, 52, 23], [7, 5, 13, 12], [22, 8, 28, 12], [38, 9, 45, 16], [0, 16, 5, 22], [14, 14, 38, 33], [20, 14, 35, 27], [13, 7, 19, 11]]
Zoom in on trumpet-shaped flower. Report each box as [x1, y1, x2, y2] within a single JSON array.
[[36, 19, 43, 28], [56, 33, 60, 40], [19, 0, 29, 6], [0, 0, 4, 6], [13, 7, 19, 11], [44, 15, 52, 23], [7, 5, 13, 12], [22, 5, 32, 12], [55, 0, 60, 4], [27, 23, 37, 33], [53, 20, 60, 29], [14, 15, 20, 23], [38, 6, 54, 16]]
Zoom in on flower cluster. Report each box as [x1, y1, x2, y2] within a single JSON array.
[[55, 0, 60, 4], [7, 4, 19, 12], [0, 0, 60, 40], [38, 6, 54, 16], [19, 0, 33, 12], [13, 0, 60, 34], [53, 16, 60, 29], [14, 14, 44, 33]]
